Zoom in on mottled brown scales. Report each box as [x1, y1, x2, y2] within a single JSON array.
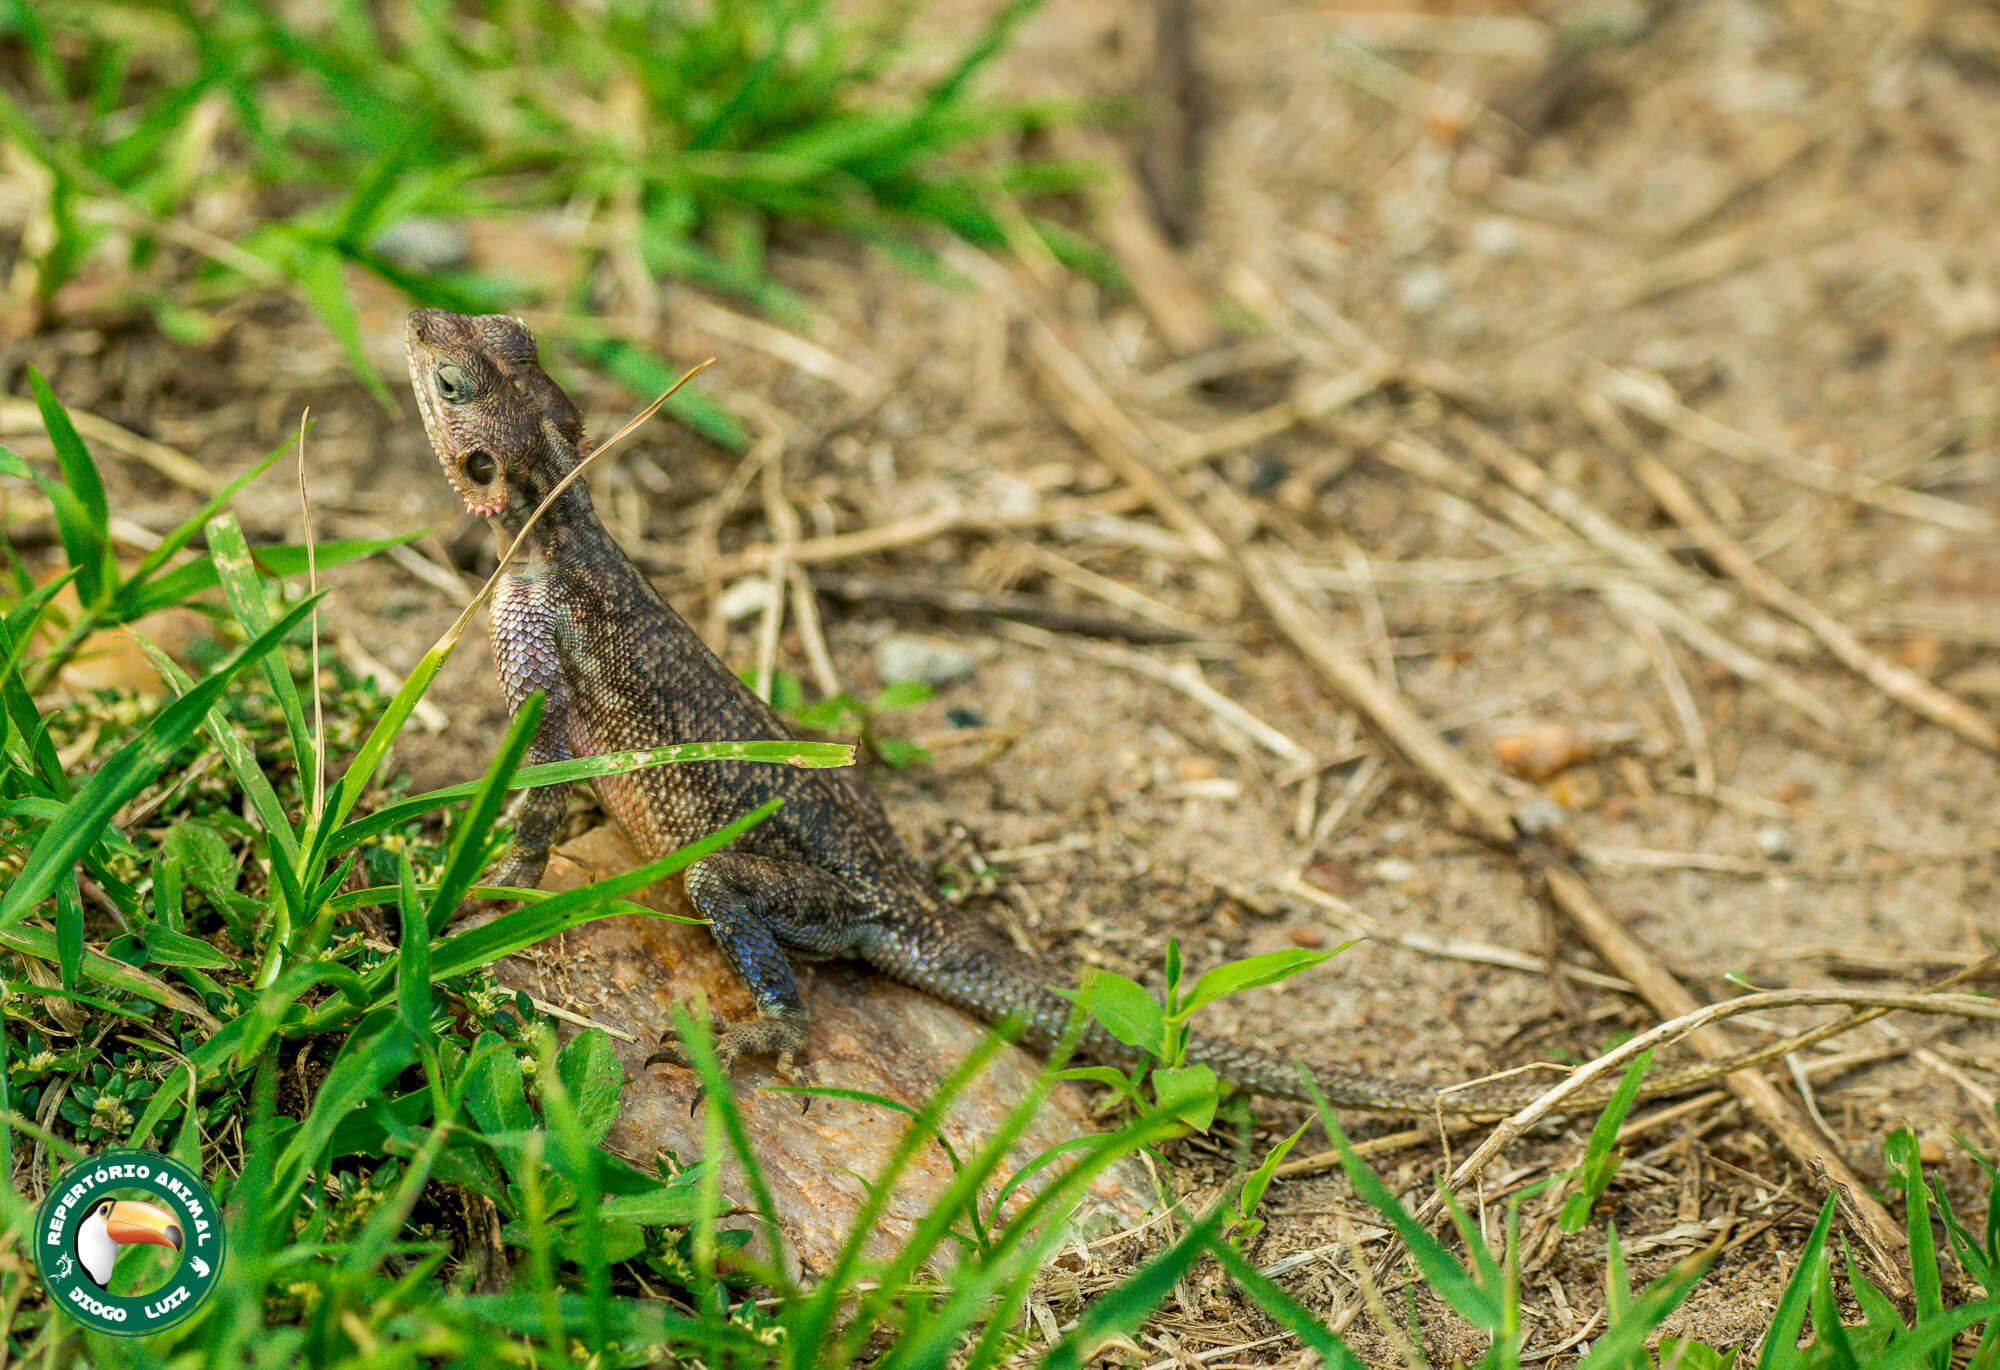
[[404, 308, 1825, 1115]]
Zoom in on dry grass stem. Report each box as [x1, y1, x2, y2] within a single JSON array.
[[1021, 314, 1231, 563], [999, 622, 1311, 765], [0, 394, 219, 492], [1633, 453, 1999, 752], [1600, 366, 1996, 535]]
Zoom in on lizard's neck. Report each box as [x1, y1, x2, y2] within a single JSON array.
[[504, 464, 601, 557]]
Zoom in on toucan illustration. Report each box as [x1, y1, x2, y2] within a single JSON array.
[[73, 1199, 181, 1288]]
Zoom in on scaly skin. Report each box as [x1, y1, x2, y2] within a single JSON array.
[[404, 308, 1837, 1115]]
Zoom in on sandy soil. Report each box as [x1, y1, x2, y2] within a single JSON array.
[[9, 0, 2000, 1359]]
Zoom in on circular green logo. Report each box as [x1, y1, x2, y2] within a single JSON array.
[[32, 1148, 225, 1337]]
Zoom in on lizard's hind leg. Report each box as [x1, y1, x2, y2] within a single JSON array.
[[646, 852, 867, 1090]]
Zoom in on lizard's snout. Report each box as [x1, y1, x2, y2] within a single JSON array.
[[406, 308, 451, 348]]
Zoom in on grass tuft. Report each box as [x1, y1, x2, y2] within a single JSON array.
[[6, 0, 1111, 444]]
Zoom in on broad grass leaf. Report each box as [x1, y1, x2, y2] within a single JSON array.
[[1070, 968, 1163, 1053], [0, 594, 320, 931], [1181, 946, 1342, 1017], [556, 1028, 622, 1147]]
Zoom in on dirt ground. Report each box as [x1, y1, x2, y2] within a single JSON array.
[[11, 0, 2000, 1360]]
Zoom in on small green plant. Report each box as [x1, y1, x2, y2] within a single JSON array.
[[1558, 1048, 1653, 1232], [776, 670, 935, 767], [1064, 938, 1350, 1129]]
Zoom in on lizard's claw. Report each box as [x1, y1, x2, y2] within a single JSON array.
[[775, 1050, 820, 1115], [643, 1030, 690, 1073], [644, 1015, 813, 1112]]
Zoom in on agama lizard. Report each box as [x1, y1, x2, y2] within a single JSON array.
[[405, 308, 1837, 1115]]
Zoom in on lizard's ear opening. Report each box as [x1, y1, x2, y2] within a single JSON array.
[[463, 449, 497, 484]]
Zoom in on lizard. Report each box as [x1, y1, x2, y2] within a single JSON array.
[[404, 307, 1851, 1117]]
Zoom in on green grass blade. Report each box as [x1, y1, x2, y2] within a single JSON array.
[[204, 512, 316, 784], [1808, 1239, 1860, 1370], [1559, 1048, 1652, 1232], [1305, 1092, 1501, 1330], [1889, 1128, 1949, 1370], [53, 877, 82, 990], [394, 853, 435, 1051], [329, 738, 852, 850], [1754, 1193, 1837, 1370], [125, 630, 299, 861], [269, 1010, 417, 1211], [1205, 1233, 1363, 1369], [1572, 1241, 1716, 1370], [0, 926, 217, 1028], [116, 427, 299, 602], [1864, 1298, 2000, 1370], [27, 366, 114, 602], [315, 799, 780, 1027], [566, 335, 747, 451], [293, 240, 394, 410], [1039, 1209, 1226, 1370], [0, 593, 322, 932], [668, 1009, 797, 1301], [116, 530, 421, 620], [424, 690, 542, 932]]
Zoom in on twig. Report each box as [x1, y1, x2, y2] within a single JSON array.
[[1014, 541, 1212, 638], [671, 489, 1148, 586], [812, 571, 1201, 645], [668, 292, 876, 398], [1276, 871, 1633, 993], [1599, 366, 1996, 536], [1633, 453, 1998, 752], [1372, 430, 1843, 730], [1007, 272, 1909, 1270], [1632, 615, 1714, 798], [0, 395, 219, 492], [752, 445, 794, 702], [1021, 316, 1231, 563], [786, 565, 842, 701], [1166, 357, 1398, 469], [999, 622, 1311, 765]]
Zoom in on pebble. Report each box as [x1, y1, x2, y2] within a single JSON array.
[[1397, 264, 1453, 317], [1756, 825, 1795, 862], [1471, 217, 1523, 258], [1372, 856, 1416, 884], [370, 217, 472, 275], [716, 577, 775, 622], [874, 634, 975, 687], [1494, 722, 1593, 780], [1513, 797, 1570, 837]]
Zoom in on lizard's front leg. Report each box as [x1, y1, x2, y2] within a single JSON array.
[[646, 851, 867, 1086], [482, 571, 576, 899]]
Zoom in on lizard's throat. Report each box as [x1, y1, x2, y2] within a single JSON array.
[[497, 477, 596, 544]]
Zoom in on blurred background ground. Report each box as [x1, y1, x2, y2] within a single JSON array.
[[7, 0, 2000, 1359]]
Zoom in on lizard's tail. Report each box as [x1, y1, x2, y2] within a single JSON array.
[[1187, 1012, 1869, 1117], [856, 923, 1855, 1118]]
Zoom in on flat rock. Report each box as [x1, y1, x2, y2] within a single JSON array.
[[492, 824, 1151, 1273]]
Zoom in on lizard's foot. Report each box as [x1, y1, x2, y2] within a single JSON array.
[[645, 1011, 812, 1110]]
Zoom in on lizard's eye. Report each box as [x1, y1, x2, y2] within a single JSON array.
[[435, 363, 474, 403], [463, 449, 497, 484]]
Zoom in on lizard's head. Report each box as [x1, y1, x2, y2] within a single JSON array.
[[404, 309, 588, 522]]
